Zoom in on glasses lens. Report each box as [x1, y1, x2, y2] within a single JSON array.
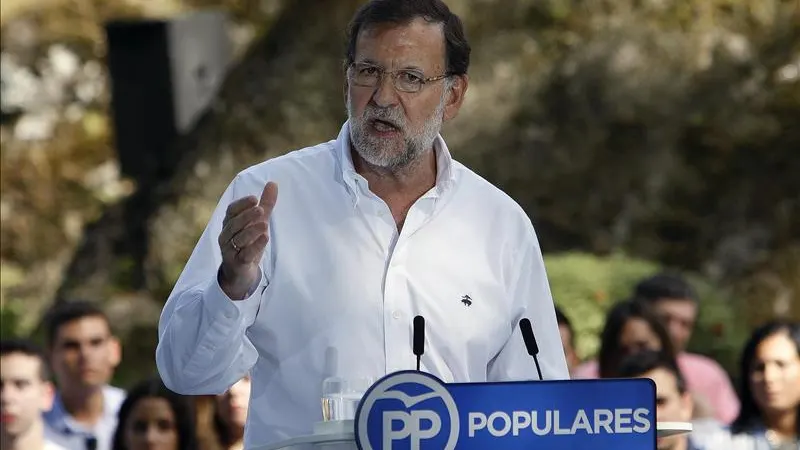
[[351, 64, 379, 86], [395, 71, 423, 93]]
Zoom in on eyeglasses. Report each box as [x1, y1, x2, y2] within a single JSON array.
[[348, 62, 450, 93]]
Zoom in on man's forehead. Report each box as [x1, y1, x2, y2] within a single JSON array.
[[355, 18, 445, 66], [1, 353, 42, 376], [640, 368, 678, 392], [56, 316, 111, 339]]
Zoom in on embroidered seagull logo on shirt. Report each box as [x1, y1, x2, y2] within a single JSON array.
[[461, 295, 472, 307]]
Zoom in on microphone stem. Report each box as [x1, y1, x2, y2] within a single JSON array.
[[416, 355, 421, 371], [534, 358, 543, 381]]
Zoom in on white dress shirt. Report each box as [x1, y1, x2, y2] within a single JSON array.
[[43, 385, 125, 450], [156, 121, 569, 449]]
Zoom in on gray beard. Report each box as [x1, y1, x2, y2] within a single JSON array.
[[347, 94, 446, 173]]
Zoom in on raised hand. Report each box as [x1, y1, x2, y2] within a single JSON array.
[[218, 182, 278, 300]]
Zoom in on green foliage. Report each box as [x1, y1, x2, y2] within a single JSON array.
[[544, 252, 659, 359], [0, 305, 23, 340], [544, 252, 748, 376]]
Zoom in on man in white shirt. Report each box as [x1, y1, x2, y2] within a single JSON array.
[[1, 339, 68, 450], [43, 302, 125, 450], [156, 0, 569, 448]]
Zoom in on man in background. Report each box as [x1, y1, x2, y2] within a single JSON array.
[[555, 306, 579, 376], [634, 273, 739, 424], [617, 350, 702, 450], [43, 301, 125, 450], [1, 339, 67, 450]]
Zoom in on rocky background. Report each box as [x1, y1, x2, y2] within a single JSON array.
[[1, 0, 798, 387]]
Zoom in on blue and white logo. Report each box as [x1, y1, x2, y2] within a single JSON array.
[[355, 371, 657, 450], [355, 371, 459, 450]]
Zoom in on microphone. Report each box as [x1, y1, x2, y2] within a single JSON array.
[[519, 318, 543, 381], [413, 315, 425, 371]]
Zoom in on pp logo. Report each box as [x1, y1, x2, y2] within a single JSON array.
[[355, 371, 459, 450]]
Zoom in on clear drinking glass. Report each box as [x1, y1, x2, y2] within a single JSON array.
[[321, 376, 374, 421]]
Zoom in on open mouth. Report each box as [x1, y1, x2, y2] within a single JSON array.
[[370, 118, 401, 133]]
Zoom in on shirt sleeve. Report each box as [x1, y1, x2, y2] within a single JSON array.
[[487, 227, 570, 381], [155, 175, 268, 395]]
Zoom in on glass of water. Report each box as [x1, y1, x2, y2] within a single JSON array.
[[321, 376, 374, 421]]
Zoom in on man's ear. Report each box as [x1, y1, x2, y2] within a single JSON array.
[[41, 381, 56, 412], [109, 336, 122, 368], [443, 74, 469, 122], [681, 391, 694, 421]]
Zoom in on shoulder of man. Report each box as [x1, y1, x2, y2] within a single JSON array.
[[104, 384, 127, 412], [451, 160, 535, 228], [689, 419, 735, 450], [241, 140, 338, 178], [44, 441, 72, 450], [43, 423, 76, 450]]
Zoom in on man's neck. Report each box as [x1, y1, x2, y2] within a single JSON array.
[[352, 147, 437, 196], [1, 422, 46, 450], [61, 385, 106, 426], [351, 146, 438, 229]]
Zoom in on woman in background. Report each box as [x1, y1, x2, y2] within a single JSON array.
[[196, 376, 251, 450], [112, 377, 197, 450], [730, 320, 799, 450], [214, 376, 251, 450], [573, 299, 676, 379]]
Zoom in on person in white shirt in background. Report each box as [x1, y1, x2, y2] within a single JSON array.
[[43, 301, 126, 450], [156, 0, 569, 447], [1, 339, 68, 450]]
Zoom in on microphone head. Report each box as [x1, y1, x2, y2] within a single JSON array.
[[413, 315, 425, 356], [519, 318, 539, 356]]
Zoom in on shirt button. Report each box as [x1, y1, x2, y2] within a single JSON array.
[[392, 310, 402, 320]]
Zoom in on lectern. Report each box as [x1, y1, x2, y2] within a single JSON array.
[[255, 371, 692, 450]]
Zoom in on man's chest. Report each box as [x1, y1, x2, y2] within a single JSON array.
[[253, 209, 517, 378]]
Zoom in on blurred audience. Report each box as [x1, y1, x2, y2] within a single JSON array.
[[196, 376, 251, 450], [555, 307, 580, 376], [634, 273, 740, 424], [728, 320, 799, 449], [214, 376, 251, 450], [111, 377, 197, 450], [617, 350, 709, 450], [1, 339, 67, 450], [574, 299, 675, 379], [5, 275, 789, 450], [43, 301, 125, 450]]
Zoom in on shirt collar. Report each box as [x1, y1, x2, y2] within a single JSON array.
[[46, 386, 118, 436], [335, 120, 457, 206]]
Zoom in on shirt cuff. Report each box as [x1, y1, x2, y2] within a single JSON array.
[[203, 268, 265, 326]]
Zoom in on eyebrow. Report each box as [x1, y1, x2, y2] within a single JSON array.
[[356, 58, 425, 72]]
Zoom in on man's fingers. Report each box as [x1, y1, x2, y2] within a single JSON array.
[[219, 206, 265, 246], [239, 234, 268, 263], [225, 196, 258, 222], [259, 182, 278, 218], [230, 222, 268, 249]]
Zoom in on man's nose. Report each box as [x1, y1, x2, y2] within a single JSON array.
[[371, 74, 400, 108], [1, 386, 17, 401]]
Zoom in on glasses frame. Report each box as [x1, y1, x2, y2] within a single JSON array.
[[347, 62, 450, 93]]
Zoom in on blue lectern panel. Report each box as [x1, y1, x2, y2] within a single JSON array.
[[355, 371, 656, 450]]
